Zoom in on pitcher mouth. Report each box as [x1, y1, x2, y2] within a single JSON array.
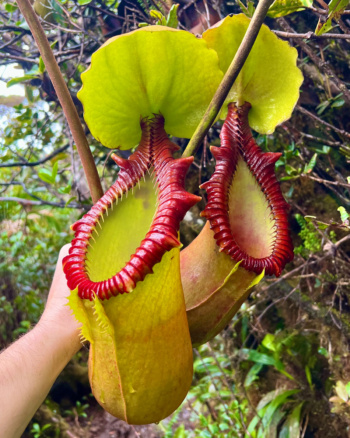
[[201, 102, 294, 277], [63, 114, 200, 300]]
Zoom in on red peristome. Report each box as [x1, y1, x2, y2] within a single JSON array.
[[63, 115, 200, 300], [201, 102, 294, 277]]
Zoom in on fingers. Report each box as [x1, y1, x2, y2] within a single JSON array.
[[58, 243, 71, 263]]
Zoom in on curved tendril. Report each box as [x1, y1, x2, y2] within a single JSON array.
[[201, 102, 294, 277], [63, 115, 200, 300]]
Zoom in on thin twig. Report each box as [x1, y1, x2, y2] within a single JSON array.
[[0, 52, 38, 64], [182, 0, 274, 158], [16, 0, 103, 203], [335, 234, 350, 248], [0, 24, 31, 33], [297, 106, 350, 140], [0, 196, 88, 209], [274, 30, 350, 40], [300, 132, 350, 152], [0, 32, 27, 50], [278, 18, 350, 105], [0, 144, 69, 168], [307, 174, 350, 189]]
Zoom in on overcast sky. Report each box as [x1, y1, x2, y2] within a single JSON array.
[[0, 64, 25, 97]]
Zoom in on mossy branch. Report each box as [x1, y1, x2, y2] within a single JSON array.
[[182, 0, 275, 159], [16, 0, 103, 203]]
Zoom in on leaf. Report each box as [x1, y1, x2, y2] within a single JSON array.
[[58, 184, 72, 195], [245, 412, 262, 437], [51, 161, 59, 182], [65, 196, 77, 207], [243, 349, 284, 368], [78, 0, 92, 4], [315, 0, 350, 35], [150, 9, 167, 25], [264, 407, 286, 438], [203, 14, 303, 134], [331, 98, 345, 108], [52, 161, 59, 181], [242, 348, 295, 380], [262, 333, 277, 352], [244, 362, 263, 387], [247, 1, 256, 16], [304, 153, 317, 174], [318, 346, 328, 357], [79, 26, 223, 149], [6, 75, 38, 88], [262, 389, 300, 428], [237, 0, 256, 17], [41, 424, 52, 431], [31, 423, 40, 433], [173, 425, 186, 438], [150, 9, 165, 21], [316, 100, 330, 115], [329, 396, 344, 404], [246, 389, 289, 436], [38, 168, 55, 184], [305, 365, 313, 389], [268, 0, 312, 18], [335, 381, 348, 402], [280, 402, 304, 438], [5, 3, 18, 12], [39, 56, 45, 74], [166, 4, 179, 28], [338, 206, 349, 223]]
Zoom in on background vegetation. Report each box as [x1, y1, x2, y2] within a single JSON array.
[[1, 0, 350, 436]]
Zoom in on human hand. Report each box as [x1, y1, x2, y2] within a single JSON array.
[[38, 244, 82, 354], [0, 246, 83, 438]]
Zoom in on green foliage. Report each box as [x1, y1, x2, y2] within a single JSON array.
[[63, 400, 89, 419], [275, 142, 301, 182], [303, 153, 317, 174], [237, 0, 255, 17], [159, 343, 250, 437], [246, 389, 301, 437], [203, 14, 303, 134], [1, 2, 350, 436], [330, 381, 350, 413], [5, 3, 18, 13], [267, 0, 312, 18], [38, 162, 59, 185], [160, 324, 330, 437], [0, 209, 72, 345], [294, 214, 322, 256], [338, 206, 349, 224], [315, 0, 350, 35], [30, 423, 52, 438], [316, 93, 345, 115], [241, 347, 295, 381], [145, 4, 179, 28]]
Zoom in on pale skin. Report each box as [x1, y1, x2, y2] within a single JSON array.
[[0, 245, 82, 438]]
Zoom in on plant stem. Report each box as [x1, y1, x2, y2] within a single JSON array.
[[182, 0, 275, 158], [16, 0, 103, 203]]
